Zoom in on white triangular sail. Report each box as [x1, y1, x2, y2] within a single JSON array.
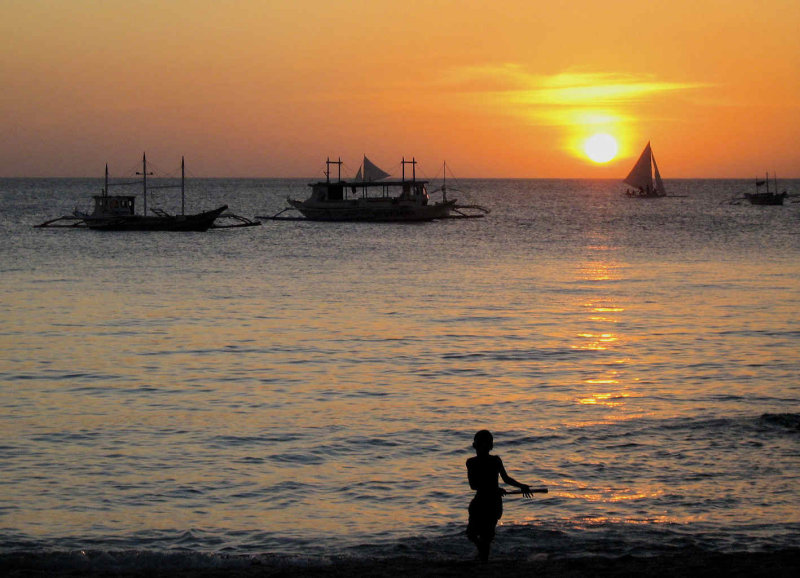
[[361, 156, 391, 182], [652, 153, 666, 196], [624, 142, 654, 193], [623, 141, 666, 196]]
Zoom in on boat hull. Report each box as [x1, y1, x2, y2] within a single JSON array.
[[744, 193, 786, 206], [624, 190, 665, 198], [288, 199, 455, 222], [81, 205, 228, 231]]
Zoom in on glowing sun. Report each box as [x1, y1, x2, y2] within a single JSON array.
[[584, 133, 619, 163]]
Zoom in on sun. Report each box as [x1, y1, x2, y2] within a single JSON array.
[[584, 133, 619, 163]]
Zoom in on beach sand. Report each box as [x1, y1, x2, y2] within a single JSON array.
[[4, 550, 800, 578]]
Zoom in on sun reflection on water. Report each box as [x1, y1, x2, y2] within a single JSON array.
[[568, 253, 636, 415], [572, 331, 618, 350]]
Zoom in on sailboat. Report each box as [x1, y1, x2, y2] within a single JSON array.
[[354, 155, 392, 182], [623, 142, 666, 198]]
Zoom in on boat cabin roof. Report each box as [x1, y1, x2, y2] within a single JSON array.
[[309, 179, 428, 188], [93, 195, 136, 201], [91, 194, 136, 214]]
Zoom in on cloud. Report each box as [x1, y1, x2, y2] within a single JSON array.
[[440, 66, 707, 126]]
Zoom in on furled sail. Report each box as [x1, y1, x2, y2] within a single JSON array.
[[358, 156, 391, 182]]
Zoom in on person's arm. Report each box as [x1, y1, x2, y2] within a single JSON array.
[[467, 458, 479, 491], [498, 458, 532, 497]]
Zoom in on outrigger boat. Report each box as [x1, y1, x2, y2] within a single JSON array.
[[743, 173, 788, 206], [623, 142, 666, 198], [35, 154, 260, 231], [266, 156, 488, 222]]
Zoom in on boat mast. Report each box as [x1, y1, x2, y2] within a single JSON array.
[[104, 163, 108, 197], [442, 161, 447, 201], [142, 153, 147, 215], [137, 153, 153, 216], [181, 156, 185, 216], [325, 157, 343, 183], [401, 157, 417, 182]]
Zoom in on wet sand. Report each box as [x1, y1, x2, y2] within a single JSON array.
[[5, 550, 800, 578]]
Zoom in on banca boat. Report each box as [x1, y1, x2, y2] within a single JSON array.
[[744, 173, 788, 205], [276, 157, 485, 222], [35, 154, 259, 230]]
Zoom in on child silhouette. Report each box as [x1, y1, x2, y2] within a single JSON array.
[[466, 429, 531, 561]]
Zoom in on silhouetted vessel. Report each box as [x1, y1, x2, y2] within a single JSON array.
[[744, 173, 788, 205], [623, 142, 666, 198], [282, 157, 459, 222], [35, 155, 259, 230]]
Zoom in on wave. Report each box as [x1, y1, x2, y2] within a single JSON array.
[[3, 518, 800, 573], [760, 413, 800, 432]]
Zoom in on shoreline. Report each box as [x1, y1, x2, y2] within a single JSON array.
[[4, 550, 800, 578]]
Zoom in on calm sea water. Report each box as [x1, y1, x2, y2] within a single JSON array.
[[1, 175, 799, 570]]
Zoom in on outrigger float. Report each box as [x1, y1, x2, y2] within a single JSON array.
[[261, 157, 489, 222], [35, 154, 260, 231]]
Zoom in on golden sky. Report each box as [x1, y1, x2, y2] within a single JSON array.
[[2, 0, 798, 177]]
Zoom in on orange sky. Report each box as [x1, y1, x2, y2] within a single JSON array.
[[2, 0, 799, 177]]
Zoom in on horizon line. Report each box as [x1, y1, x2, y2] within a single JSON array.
[[3, 175, 799, 181]]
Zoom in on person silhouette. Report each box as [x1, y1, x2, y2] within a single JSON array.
[[466, 429, 531, 561]]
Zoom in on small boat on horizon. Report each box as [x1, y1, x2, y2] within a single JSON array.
[[743, 173, 788, 205], [267, 156, 488, 222], [623, 141, 667, 198], [35, 154, 260, 231]]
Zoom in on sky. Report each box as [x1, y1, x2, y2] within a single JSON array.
[[2, 0, 799, 178]]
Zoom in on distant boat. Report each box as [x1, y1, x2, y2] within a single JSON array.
[[35, 155, 259, 230], [744, 173, 788, 206], [623, 142, 666, 198], [269, 156, 487, 222]]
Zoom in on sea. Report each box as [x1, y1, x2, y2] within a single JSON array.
[[1, 175, 799, 572]]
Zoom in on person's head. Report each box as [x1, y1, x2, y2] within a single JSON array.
[[473, 429, 494, 454]]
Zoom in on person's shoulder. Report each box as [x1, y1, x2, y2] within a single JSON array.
[[466, 456, 478, 466]]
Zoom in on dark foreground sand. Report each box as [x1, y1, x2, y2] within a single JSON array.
[[4, 551, 800, 578]]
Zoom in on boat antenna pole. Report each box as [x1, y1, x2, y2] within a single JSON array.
[[104, 163, 108, 197], [181, 156, 185, 216]]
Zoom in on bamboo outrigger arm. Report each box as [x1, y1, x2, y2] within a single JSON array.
[[210, 213, 262, 228], [446, 204, 491, 219], [33, 215, 88, 228]]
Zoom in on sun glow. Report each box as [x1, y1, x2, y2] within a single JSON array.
[[584, 133, 619, 163]]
